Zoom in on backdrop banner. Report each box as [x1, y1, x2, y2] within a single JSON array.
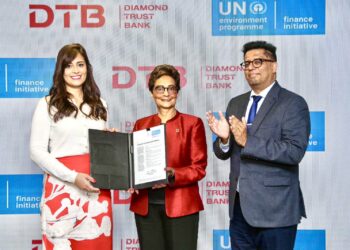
[[0, 0, 349, 249]]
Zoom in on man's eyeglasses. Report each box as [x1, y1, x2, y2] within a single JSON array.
[[240, 58, 275, 69], [153, 85, 178, 95]]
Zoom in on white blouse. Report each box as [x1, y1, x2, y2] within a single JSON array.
[[30, 97, 108, 183]]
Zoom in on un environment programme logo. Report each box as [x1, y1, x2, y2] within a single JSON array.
[[212, 0, 325, 36], [0, 58, 55, 98], [307, 111, 325, 152], [0, 175, 43, 214], [250, 1, 267, 15], [213, 229, 326, 250]]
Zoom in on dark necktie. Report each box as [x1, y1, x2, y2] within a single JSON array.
[[247, 95, 262, 125]]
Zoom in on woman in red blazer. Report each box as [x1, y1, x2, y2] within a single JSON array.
[[130, 64, 207, 250]]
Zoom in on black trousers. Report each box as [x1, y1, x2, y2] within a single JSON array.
[[230, 193, 297, 250], [135, 203, 199, 250]]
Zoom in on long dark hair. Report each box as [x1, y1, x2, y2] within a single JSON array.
[[48, 43, 107, 122]]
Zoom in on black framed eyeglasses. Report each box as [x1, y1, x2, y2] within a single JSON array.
[[153, 85, 178, 95], [240, 58, 275, 69]]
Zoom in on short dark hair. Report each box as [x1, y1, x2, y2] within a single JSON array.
[[242, 41, 277, 61], [148, 64, 181, 92]]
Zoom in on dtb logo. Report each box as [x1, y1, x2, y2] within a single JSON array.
[[29, 4, 105, 28], [112, 66, 187, 89], [32, 240, 42, 250]]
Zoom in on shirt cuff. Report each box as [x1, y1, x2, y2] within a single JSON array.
[[219, 138, 230, 153]]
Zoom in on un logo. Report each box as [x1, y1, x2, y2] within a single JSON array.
[[250, 1, 267, 14]]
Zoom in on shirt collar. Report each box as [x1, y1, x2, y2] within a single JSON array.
[[250, 81, 276, 99]]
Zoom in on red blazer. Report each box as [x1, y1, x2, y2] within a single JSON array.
[[130, 111, 207, 218]]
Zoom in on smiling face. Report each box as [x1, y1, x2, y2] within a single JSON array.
[[151, 75, 178, 111], [63, 53, 87, 92], [243, 48, 277, 93]]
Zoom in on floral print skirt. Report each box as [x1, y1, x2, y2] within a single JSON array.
[[41, 154, 112, 250]]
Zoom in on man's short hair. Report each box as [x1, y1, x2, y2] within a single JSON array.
[[242, 41, 277, 61]]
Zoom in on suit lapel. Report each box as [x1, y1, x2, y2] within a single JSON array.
[[249, 83, 281, 134], [237, 92, 250, 118]]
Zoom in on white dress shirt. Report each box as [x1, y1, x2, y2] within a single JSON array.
[[244, 82, 275, 121], [220, 81, 276, 150], [30, 97, 108, 183]]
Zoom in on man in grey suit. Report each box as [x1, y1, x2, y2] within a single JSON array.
[[207, 41, 310, 250]]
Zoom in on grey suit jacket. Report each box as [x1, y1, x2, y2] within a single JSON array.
[[213, 82, 310, 228]]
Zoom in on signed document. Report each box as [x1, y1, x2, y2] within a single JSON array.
[[133, 125, 167, 187], [88, 125, 167, 190]]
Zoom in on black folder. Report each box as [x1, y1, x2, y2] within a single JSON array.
[[88, 125, 167, 190]]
